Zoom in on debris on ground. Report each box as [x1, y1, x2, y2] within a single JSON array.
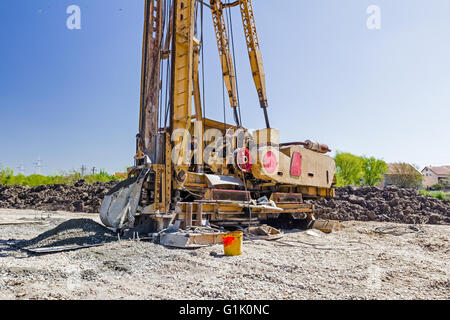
[[243, 225, 284, 240], [157, 226, 225, 249], [312, 219, 342, 233]]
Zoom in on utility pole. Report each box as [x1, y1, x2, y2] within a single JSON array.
[[81, 165, 87, 177], [92, 167, 97, 175], [16, 163, 25, 175], [33, 157, 42, 175]]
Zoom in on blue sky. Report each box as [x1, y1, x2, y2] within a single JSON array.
[[0, 0, 449, 175]]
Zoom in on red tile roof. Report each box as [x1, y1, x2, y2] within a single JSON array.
[[427, 166, 450, 176]]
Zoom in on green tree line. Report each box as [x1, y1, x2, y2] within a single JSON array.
[[0, 166, 121, 186], [334, 152, 388, 187]]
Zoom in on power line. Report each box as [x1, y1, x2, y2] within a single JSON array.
[[33, 156, 42, 175]]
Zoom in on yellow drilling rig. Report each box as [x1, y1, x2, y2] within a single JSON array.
[[100, 0, 336, 238]]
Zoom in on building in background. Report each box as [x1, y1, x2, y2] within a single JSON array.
[[380, 163, 422, 189], [421, 166, 450, 189]]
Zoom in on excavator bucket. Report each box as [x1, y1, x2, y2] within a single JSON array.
[[100, 170, 148, 230]]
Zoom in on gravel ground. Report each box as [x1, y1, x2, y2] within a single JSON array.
[[0, 209, 449, 300]]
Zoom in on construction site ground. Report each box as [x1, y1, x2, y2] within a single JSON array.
[[0, 208, 448, 300]]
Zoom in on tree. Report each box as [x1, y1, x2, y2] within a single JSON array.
[[361, 157, 388, 186], [334, 152, 363, 186], [0, 167, 14, 185], [387, 163, 423, 188]]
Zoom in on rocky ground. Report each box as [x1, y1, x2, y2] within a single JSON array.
[[314, 186, 450, 225], [0, 209, 448, 300], [0, 182, 448, 225]]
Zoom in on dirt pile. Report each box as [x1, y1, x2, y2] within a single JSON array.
[[313, 186, 450, 225], [0, 181, 115, 214], [18, 218, 116, 250], [1, 182, 448, 225]]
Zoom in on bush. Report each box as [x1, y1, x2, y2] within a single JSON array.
[[335, 152, 363, 187], [335, 152, 387, 187], [361, 157, 388, 186], [420, 190, 450, 200], [0, 167, 14, 185], [430, 184, 444, 191], [0, 166, 122, 186]]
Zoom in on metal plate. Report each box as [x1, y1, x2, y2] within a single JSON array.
[[204, 174, 243, 187]]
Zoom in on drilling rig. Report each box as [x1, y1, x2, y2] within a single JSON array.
[[100, 0, 336, 237]]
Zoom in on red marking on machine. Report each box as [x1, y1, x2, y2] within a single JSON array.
[[263, 151, 277, 174], [290, 152, 302, 177], [236, 148, 252, 172]]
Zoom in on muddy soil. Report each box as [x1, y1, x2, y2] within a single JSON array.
[[0, 181, 115, 213], [0, 209, 448, 300], [314, 186, 449, 225]]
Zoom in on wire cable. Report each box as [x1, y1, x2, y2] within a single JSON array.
[[225, 0, 243, 126], [374, 225, 426, 236], [201, 1, 207, 129]]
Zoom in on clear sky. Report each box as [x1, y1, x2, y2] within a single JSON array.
[[1, 0, 449, 175]]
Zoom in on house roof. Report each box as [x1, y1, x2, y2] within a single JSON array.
[[426, 166, 450, 176], [386, 163, 419, 175]]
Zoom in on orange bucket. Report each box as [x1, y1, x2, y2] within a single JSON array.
[[222, 231, 243, 256]]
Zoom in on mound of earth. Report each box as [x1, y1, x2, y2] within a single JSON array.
[[19, 218, 116, 250], [0, 180, 115, 213], [313, 186, 449, 225], [0, 181, 448, 225]]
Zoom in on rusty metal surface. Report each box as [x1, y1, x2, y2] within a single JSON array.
[[279, 140, 331, 154], [100, 170, 149, 229], [139, 0, 164, 157]]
